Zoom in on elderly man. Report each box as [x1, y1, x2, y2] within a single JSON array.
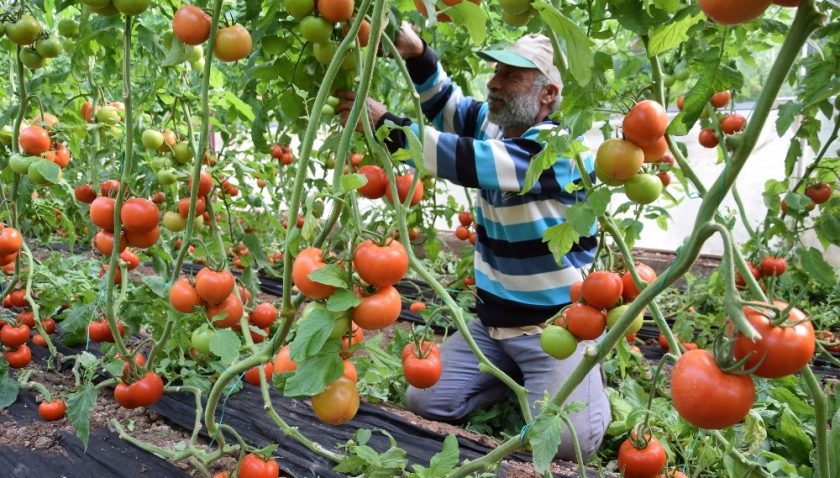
[[337, 25, 609, 459]]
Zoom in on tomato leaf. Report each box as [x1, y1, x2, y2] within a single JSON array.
[[445, 2, 486, 45], [242, 234, 269, 268], [141, 275, 169, 299], [797, 247, 836, 286], [411, 434, 460, 477], [222, 91, 255, 122], [67, 382, 96, 450], [0, 363, 19, 410], [60, 303, 98, 347], [543, 223, 580, 264], [31, 159, 61, 184], [648, 11, 704, 56], [327, 288, 361, 312], [341, 173, 368, 193], [209, 329, 241, 366], [667, 58, 741, 136], [290, 306, 335, 361], [283, 342, 343, 397], [530, 411, 564, 473], [776, 408, 812, 464], [535, 3, 593, 87], [307, 263, 348, 288], [162, 39, 191, 67]]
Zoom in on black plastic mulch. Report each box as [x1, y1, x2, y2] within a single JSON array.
[[0, 381, 191, 478]]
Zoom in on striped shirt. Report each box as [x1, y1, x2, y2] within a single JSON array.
[[383, 45, 597, 328]]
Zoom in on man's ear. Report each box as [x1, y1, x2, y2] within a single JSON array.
[[542, 84, 560, 105]]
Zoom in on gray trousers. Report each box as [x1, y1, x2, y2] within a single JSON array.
[[406, 320, 610, 460]]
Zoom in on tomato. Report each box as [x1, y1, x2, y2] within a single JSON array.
[[1, 324, 30, 347], [403, 353, 442, 389], [657, 172, 671, 188], [353, 240, 409, 288], [90, 197, 116, 231], [141, 129, 164, 150], [87, 320, 125, 343], [300, 16, 333, 43], [317, 0, 354, 22], [249, 302, 277, 328], [173, 5, 211, 45], [214, 25, 252, 62], [711, 90, 732, 108], [311, 377, 360, 424], [720, 113, 746, 134], [19, 125, 51, 156], [10, 289, 27, 307], [42, 318, 57, 335], [385, 174, 424, 206], [0, 228, 23, 255], [409, 301, 426, 313], [238, 453, 280, 478], [454, 226, 470, 241], [641, 136, 668, 164], [126, 226, 160, 249], [582, 271, 623, 309], [195, 268, 235, 305], [5, 344, 32, 368], [31, 334, 47, 347], [540, 325, 578, 360], [116, 352, 145, 379], [357, 165, 387, 199], [733, 302, 814, 378], [414, 0, 479, 22], [401, 341, 439, 362], [292, 248, 337, 299], [342, 19, 371, 47], [805, 182, 832, 205], [625, 173, 663, 205], [699, 0, 770, 24], [735, 263, 762, 288], [94, 230, 127, 256], [568, 281, 583, 303], [170, 277, 204, 313], [698, 128, 719, 148], [606, 304, 644, 336], [38, 399, 67, 422], [207, 293, 244, 328], [244, 362, 274, 386], [565, 303, 606, 340], [16, 311, 35, 328], [6, 15, 43, 45], [671, 349, 754, 429], [114, 382, 136, 408], [100, 179, 121, 197], [623, 100, 667, 148], [96, 106, 121, 125], [129, 372, 165, 407], [172, 141, 193, 164], [456, 211, 473, 228], [119, 249, 141, 271], [120, 198, 159, 233], [190, 171, 214, 197], [273, 345, 298, 373], [759, 256, 786, 277], [178, 196, 206, 219], [595, 139, 644, 184], [352, 286, 402, 330], [621, 263, 657, 301], [617, 435, 667, 478]]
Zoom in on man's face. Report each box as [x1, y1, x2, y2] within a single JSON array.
[[486, 64, 543, 129]]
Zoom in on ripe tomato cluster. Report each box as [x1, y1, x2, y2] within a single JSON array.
[[1, 286, 58, 366], [401, 339, 442, 389], [453, 211, 476, 245], [173, 5, 252, 62], [286, 0, 363, 68], [698, 0, 798, 26], [270, 143, 295, 166]]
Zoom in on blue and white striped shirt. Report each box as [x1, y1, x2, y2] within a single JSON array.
[[386, 45, 597, 327]]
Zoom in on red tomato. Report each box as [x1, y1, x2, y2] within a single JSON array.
[[352, 239, 409, 287], [94, 230, 127, 256], [32, 333, 48, 347], [238, 453, 280, 478], [621, 263, 657, 302], [805, 182, 832, 205], [249, 302, 277, 328], [128, 372, 165, 407], [291, 248, 336, 299], [273, 345, 298, 373], [641, 136, 669, 163], [75, 184, 97, 204], [318, 0, 354, 22], [38, 400, 67, 421], [195, 268, 235, 305], [711, 90, 732, 108], [357, 165, 388, 199], [458, 211, 473, 227], [564, 303, 606, 340], [89, 197, 116, 231], [401, 341, 440, 362], [244, 362, 274, 386], [9, 289, 27, 308], [670, 349, 754, 429], [676, 96, 684, 111], [16, 311, 35, 328], [0, 228, 23, 256], [42, 318, 56, 335], [595, 139, 644, 183], [311, 377, 360, 425], [385, 174, 424, 206], [126, 226, 160, 249], [120, 249, 140, 270], [179, 196, 206, 218], [206, 293, 244, 328], [617, 435, 667, 478], [569, 281, 583, 302], [622, 100, 667, 148], [403, 353, 442, 389], [657, 172, 671, 188], [120, 198, 159, 233], [19, 125, 51, 155], [170, 278, 205, 313], [454, 226, 470, 240], [581, 271, 623, 309], [409, 301, 426, 313], [100, 179, 121, 197], [352, 286, 402, 330], [733, 302, 814, 378], [698, 128, 719, 148], [114, 382, 136, 409], [720, 113, 746, 134], [5, 344, 31, 368], [213, 24, 252, 62], [343, 359, 358, 382], [189, 171, 214, 198], [1, 324, 30, 347], [760, 256, 786, 277], [699, 0, 770, 25], [172, 5, 211, 45]]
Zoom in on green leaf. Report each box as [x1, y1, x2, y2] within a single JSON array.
[[162, 39, 190, 66], [428, 434, 460, 470], [667, 60, 741, 136], [535, 4, 593, 86], [105, 358, 125, 379], [67, 383, 96, 450], [141, 275, 168, 298], [209, 329, 241, 366], [543, 223, 580, 264], [0, 364, 19, 409], [242, 234, 270, 269], [327, 288, 362, 312], [776, 101, 801, 136], [445, 2, 486, 44], [565, 202, 597, 236], [829, 408, 840, 478], [222, 91, 256, 122], [778, 408, 812, 464], [290, 306, 335, 361], [798, 247, 836, 286], [284, 342, 343, 397], [400, 125, 429, 178], [307, 263, 347, 288], [341, 173, 368, 193], [60, 303, 98, 346], [31, 159, 61, 184], [530, 413, 564, 472], [648, 12, 704, 56], [741, 410, 768, 454]]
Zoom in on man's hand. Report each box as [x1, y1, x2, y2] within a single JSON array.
[[334, 91, 387, 133], [394, 21, 424, 60]]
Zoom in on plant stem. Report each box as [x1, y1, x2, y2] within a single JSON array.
[[559, 416, 587, 478], [802, 366, 829, 478]]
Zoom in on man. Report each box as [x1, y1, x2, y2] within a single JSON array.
[[336, 25, 609, 460]]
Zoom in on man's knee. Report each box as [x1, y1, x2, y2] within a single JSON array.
[[405, 385, 469, 421]]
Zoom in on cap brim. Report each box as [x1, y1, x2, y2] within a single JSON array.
[[477, 50, 536, 69]]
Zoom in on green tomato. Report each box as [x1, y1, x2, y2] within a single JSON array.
[[35, 37, 63, 58], [499, 0, 532, 14], [63, 38, 77, 51], [163, 211, 187, 232], [190, 57, 205, 71], [191, 326, 215, 354], [340, 50, 356, 71], [329, 310, 351, 339], [96, 106, 121, 125], [20, 48, 46, 69], [9, 154, 34, 174], [286, 0, 315, 18], [326, 96, 340, 107], [87, 1, 120, 17], [113, 0, 151, 16], [324, 157, 336, 169], [606, 304, 644, 335], [300, 16, 333, 43], [675, 68, 690, 82], [193, 215, 205, 228], [0, 125, 13, 145], [157, 168, 178, 186], [625, 173, 663, 205], [141, 129, 165, 150], [6, 15, 43, 45], [0, 23, 5, 38], [81, 0, 111, 7], [321, 104, 335, 117], [188, 45, 203, 63], [172, 141, 193, 164], [312, 41, 337, 65], [58, 19, 79, 37], [27, 159, 61, 186], [541, 325, 578, 360], [595, 161, 627, 187], [502, 8, 533, 27], [663, 75, 675, 88]]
